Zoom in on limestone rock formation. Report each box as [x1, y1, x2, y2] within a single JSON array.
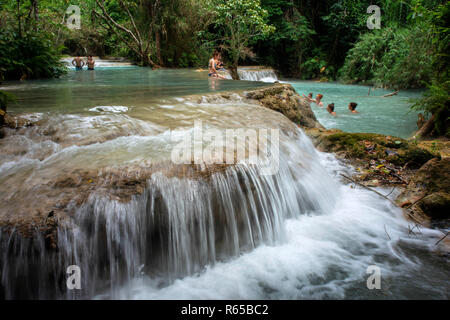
[[243, 84, 323, 129]]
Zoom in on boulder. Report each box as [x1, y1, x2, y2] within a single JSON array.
[[397, 158, 450, 222], [305, 129, 437, 168], [244, 84, 323, 129]]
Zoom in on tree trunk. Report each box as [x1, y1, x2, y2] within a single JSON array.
[[32, 0, 39, 23], [229, 65, 240, 80], [17, 0, 22, 37], [94, 0, 160, 69], [155, 32, 164, 66], [415, 114, 436, 138]]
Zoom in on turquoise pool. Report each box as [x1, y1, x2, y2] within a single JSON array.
[[290, 81, 423, 139]]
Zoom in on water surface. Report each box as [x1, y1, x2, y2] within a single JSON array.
[[0, 66, 448, 300], [290, 81, 423, 139], [1, 67, 268, 114]]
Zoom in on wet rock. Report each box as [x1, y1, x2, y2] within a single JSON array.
[[185, 83, 322, 129], [306, 129, 437, 168], [0, 162, 235, 238], [244, 84, 322, 129], [3, 114, 37, 129], [306, 129, 449, 223], [397, 158, 450, 223], [418, 192, 450, 220]]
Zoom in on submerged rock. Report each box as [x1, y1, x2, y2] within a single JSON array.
[[0, 162, 233, 239]]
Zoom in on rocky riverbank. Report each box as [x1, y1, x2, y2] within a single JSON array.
[[305, 128, 449, 228]]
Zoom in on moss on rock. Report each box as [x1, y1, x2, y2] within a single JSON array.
[[307, 129, 437, 168]]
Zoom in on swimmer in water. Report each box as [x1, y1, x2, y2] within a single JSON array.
[[315, 94, 324, 107], [71, 56, 85, 70], [303, 93, 315, 103], [86, 55, 95, 70], [327, 103, 337, 116], [349, 102, 359, 113]]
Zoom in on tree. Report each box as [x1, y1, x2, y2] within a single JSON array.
[[208, 0, 275, 79], [93, 0, 159, 68]]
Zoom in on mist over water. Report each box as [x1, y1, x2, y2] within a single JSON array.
[[0, 66, 448, 300]]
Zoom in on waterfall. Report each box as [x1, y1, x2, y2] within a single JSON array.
[[0, 126, 338, 299], [238, 69, 278, 83], [1, 87, 447, 300]]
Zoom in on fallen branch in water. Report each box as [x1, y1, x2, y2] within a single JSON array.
[[435, 231, 449, 246], [341, 174, 447, 242], [384, 225, 391, 240], [340, 174, 397, 206], [404, 194, 428, 210], [383, 90, 399, 97]]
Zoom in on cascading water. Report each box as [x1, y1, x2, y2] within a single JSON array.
[[0, 109, 338, 299], [0, 68, 448, 300], [238, 69, 278, 83]]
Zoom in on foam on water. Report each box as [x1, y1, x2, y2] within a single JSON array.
[[101, 149, 448, 300], [238, 69, 279, 83], [0, 69, 448, 300], [89, 106, 129, 113]]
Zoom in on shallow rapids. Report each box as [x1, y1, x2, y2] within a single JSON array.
[[0, 68, 448, 300]]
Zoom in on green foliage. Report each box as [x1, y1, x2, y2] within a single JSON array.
[[339, 25, 433, 88], [207, 0, 275, 67], [412, 81, 450, 137], [0, 30, 66, 80], [407, 1, 450, 137], [178, 53, 201, 68], [0, 91, 16, 111]]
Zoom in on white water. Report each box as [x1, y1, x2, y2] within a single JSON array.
[[61, 57, 134, 69], [0, 69, 448, 300], [101, 150, 448, 300], [238, 68, 279, 83]]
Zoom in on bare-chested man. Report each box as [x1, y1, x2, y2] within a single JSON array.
[[87, 55, 95, 70], [71, 56, 85, 70]]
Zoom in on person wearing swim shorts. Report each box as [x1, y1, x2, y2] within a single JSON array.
[[72, 56, 85, 70], [86, 55, 95, 70]]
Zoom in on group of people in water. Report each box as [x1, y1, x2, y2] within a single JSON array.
[[71, 52, 359, 118], [71, 56, 96, 71], [303, 93, 359, 117]]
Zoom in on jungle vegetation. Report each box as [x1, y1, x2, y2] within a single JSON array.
[[0, 0, 448, 136]]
